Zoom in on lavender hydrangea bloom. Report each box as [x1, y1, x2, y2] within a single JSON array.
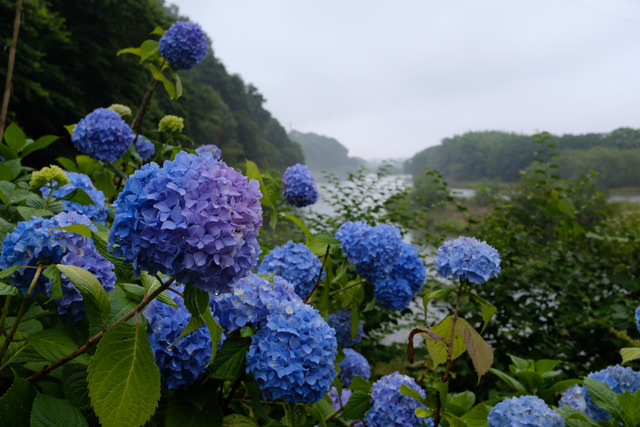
[[327, 308, 363, 347], [210, 273, 300, 333], [257, 241, 325, 299], [109, 151, 262, 293], [364, 372, 432, 427], [196, 144, 222, 160], [40, 171, 109, 224], [71, 108, 134, 162], [246, 300, 337, 403], [339, 348, 370, 387], [159, 21, 208, 71], [329, 386, 351, 410], [584, 365, 640, 422], [559, 385, 587, 413], [0, 212, 115, 321], [488, 395, 564, 427], [281, 163, 319, 207], [434, 236, 501, 284], [135, 136, 155, 162]]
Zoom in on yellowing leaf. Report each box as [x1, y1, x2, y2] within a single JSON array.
[[454, 317, 494, 380]]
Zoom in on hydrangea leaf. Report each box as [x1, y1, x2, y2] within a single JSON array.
[[4, 122, 26, 152], [555, 406, 601, 427], [140, 272, 177, 308], [17, 206, 53, 221], [0, 265, 25, 279], [423, 316, 466, 368], [488, 368, 526, 392], [62, 364, 91, 411], [0, 372, 36, 426], [87, 322, 161, 427], [58, 188, 95, 206], [221, 414, 259, 426], [400, 383, 426, 405], [423, 288, 453, 324], [105, 287, 138, 327], [468, 292, 497, 333], [56, 264, 111, 325], [342, 390, 371, 420], [165, 384, 223, 427], [27, 329, 89, 365], [349, 375, 372, 394], [0, 282, 19, 296], [0, 159, 21, 181], [617, 392, 640, 427], [620, 347, 640, 365], [30, 394, 88, 427], [55, 156, 78, 172], [208, 337, 251, 380], [279, 213, 312, 239], [584, 378, 630, 426], [454, 317, 493, 380], [183, 286, 222, 361], [306, 234, 340, 256], [139, 40, 160, 62], [51, 224, 94, 238], [21, 135, 58, 158]]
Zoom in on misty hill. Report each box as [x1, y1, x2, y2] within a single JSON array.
[[288, 130, 366, 178]]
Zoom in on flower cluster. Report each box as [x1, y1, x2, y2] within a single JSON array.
[[246, 300, 337, 403], [158, 115, 184, 133], [281, 163, 318, 207], [159, 21, 208, 71], [71, 108, 134, 163], [195, 144, 222, 160], [434, 236, 501, 284], [0, 212, 115, 321], [30, 165, 69, 189], [135, 136, 155, 162], [374, 242, 426, 310], [488, 395, 564, 427], [210, 273, 300, 333], [636, 306, 640, 335], [107, 103, 132, 117], [144, 288, 216, 389], [328, 387, 363, 426], [40, 171, 109, 224], [364, 372, 431, 427], [559, 385, 587, 413], [584, 365, 640, 422], [327, 308, 363, 347], [339, 348, 370, 387], [257, 241, 325, 299], [109, 151, 262, 293]]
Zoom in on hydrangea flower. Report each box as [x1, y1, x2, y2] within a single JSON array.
[[144, 287, 219, 389], [584, 364, 640, 422], [109, 151, 262, 293], [327, 308, 363, 347], [257, 241, 325, 299], [559, 385, 587, 413], [339, 348, 370, 387], [0, 212, 115, 321], [40, 171, 109, 224], [281, 163, 319, 207], [210, 273, 300, 333], [373, 277, 415, 311], [328, 387, 363, 426], [246, 299, 337, 403], [635, 306, 640, 335], [159, 21, 208, 71], [373, 243, 425, 310], [107, 103, 132, 117], [71, 108, 134, 162], [434, 236, 501, 284], [488, 395, 564, 427], [135, 136, 155, 162], [30, 165, 69, 189], [158, 115, 184, 133], [195, 144, 222, 160], [364, 372, 431, 427]]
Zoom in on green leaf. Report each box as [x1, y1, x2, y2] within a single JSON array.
[[174, 73, 183, 98], [59, 188, 95, 206], [51, 224, 94, 238], [117, 47, 142, 57], [534, 359, 561, 375], [557, 198, 575, 216], [76, 155, 102, 176], [0, 282, 19, 296], [30, 394, 89, 427], [507, 353, 530, 371], [280, 213, 313, 239], [399, 383, 426, 405], [306, 234, 340, 256], [349, 375, 372, 394], [0, 372, 37, 426], [0, 180, 15, 203], [4, 122, 26, 152], [140, 271, 176, 308], [166, 382, 223, 427], [140, 40, 160, 62], [556, 406, 601, 427], [222, 415, 259, 427], [27, 329, 89, 365], [454, 317, 493, 380], [0, 265, 25, 279], [62, 364, 91, 411], [621, 347, 640, 364], [87, 322, 161, 427], [468, 292, 497, 333], [208, 337, 251, 380], [584, 377, 630, 425], [148, 63, 176, 98], [94, 170, 115, 199], [183, 286, 223, 361], [55, 157, 78, 172], [342, 390, 371, 420], [21, 135, 58, 158], [57, 264, 111, 325], [424, 316, 466, 368], [17, 206, 53, 221], [423, 288, 453, 323], [25, 192, 46, 209], [618, 392, 640, 427], [0, 159, 20, 181], [105, 287, 138, 327], [150, 26, 165, 36]]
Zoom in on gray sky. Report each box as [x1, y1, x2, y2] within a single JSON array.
[[169, 0, 640, 160]]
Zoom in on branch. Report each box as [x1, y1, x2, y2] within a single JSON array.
[[303, 244, 330, 303], [0, 0, 23, 141]]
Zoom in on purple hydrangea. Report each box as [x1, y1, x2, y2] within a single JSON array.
[[246, 299, 337, 403], [281, 163, 319, 207], [328, 387, 363, 426], [109, 151, 262, 293], [335, 221, 404, 283], [40, 171, 109, 224], [364, 372, 431, 427], [195, 144, 221, 160], [327, 308, 364, 347], [159, 21, 208, 71], [210, 273, 300, 333], [135, 136, 155, 162], [0, 212, 115, 321], [434, 236, 501, 284], [488, 395, 564, 427], [257, 241, 325, 299], [559, 385, 587, 413], [339, 348, 370, 387], [584, 365, 640, 422], [71, 108, 134, 163]]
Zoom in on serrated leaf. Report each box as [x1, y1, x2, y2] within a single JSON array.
[[0, 159, 20, 181], [424, 316, 466, 368], [556, 406, 601, 427], [349, 375, 372, 394], [306, 234, 340, 256], [87, 322, 161, 427], [59, 188, 95, 206], [0, 282, 19, 296], [25, 192, 46, 209], [62, 364, 91, 411], [4, 122, 26, 152], [222, 414, 259, 427], [57, 264, 111, 325], [399, 383, 426, 405], [584, 377, 629, 425], [0, 372, 37, 426], [454, 318, 493, 380], [91, 231, 132, 275], [617, 392, 640, 426], [489, 368, 526, 392], [140, 271, 176, 308], [21, 135, 58, 158], [30, 394, 88, 427], [17, 206, 53, 220], [621, 347, 640, 364], [0, 180, 15, 203], [342, 390, 371, 420], [208, 337, 251, 380], [183, 286, 222, 361], [27, 329, 89, 365], [105, 287, 138, 327], [0, 265, 25, 279], [423, 288, 453, 323], [469, 292, 496, 333]]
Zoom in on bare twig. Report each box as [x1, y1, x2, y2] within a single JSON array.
[[303, 244, 330, 303], [0, 0, 23, 141]]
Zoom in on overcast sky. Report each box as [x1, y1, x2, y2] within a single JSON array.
[[169, 0, 640, 160]]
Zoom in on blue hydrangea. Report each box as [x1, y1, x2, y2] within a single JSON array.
[[488, 395, 564, 427], [0, 212, 115, 321], [328, 387, 363, 426], [374, 277, 414, 311], [71, 108, 134, 163], [257, 241, 325, 299], [196, 144, 221, 160], [281, 163, 319, 207], [364, 372, 432, 427], [559, 385, 587, 413], [135, 136, 155, 162], [327, 308, 363, 347], [584, 365, 640, 422], [144, 287, 219, 389], [159, 21, 208, 71], [339, 348, 370, 387], [635, 306, 640, 335], [335, 221, 404, 283], [109, 151, 262, 293], [246, 299, 337, 403], [373, 244, 425, 310], [210, 273, 300, 333], [434, 236, 501, 284], [40, 171, 109, 224]]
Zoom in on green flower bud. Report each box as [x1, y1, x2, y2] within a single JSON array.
[[107, 103, 132, 118], [158, 115, 184, 133], [30, 165, 70, 189]]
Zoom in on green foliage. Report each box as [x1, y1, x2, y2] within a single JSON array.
[[30, 393, 88, 427]]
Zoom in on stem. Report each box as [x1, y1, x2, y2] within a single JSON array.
[[130, 76, 158, 143], [0, 295, 12, 334], [328, 279, 366, 297], [44, 184, 54, 210], [26, 276, 173, 382], [0, 0, 23, 142], [0, 265, 44, 363], [303, 244, 330, 303]]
